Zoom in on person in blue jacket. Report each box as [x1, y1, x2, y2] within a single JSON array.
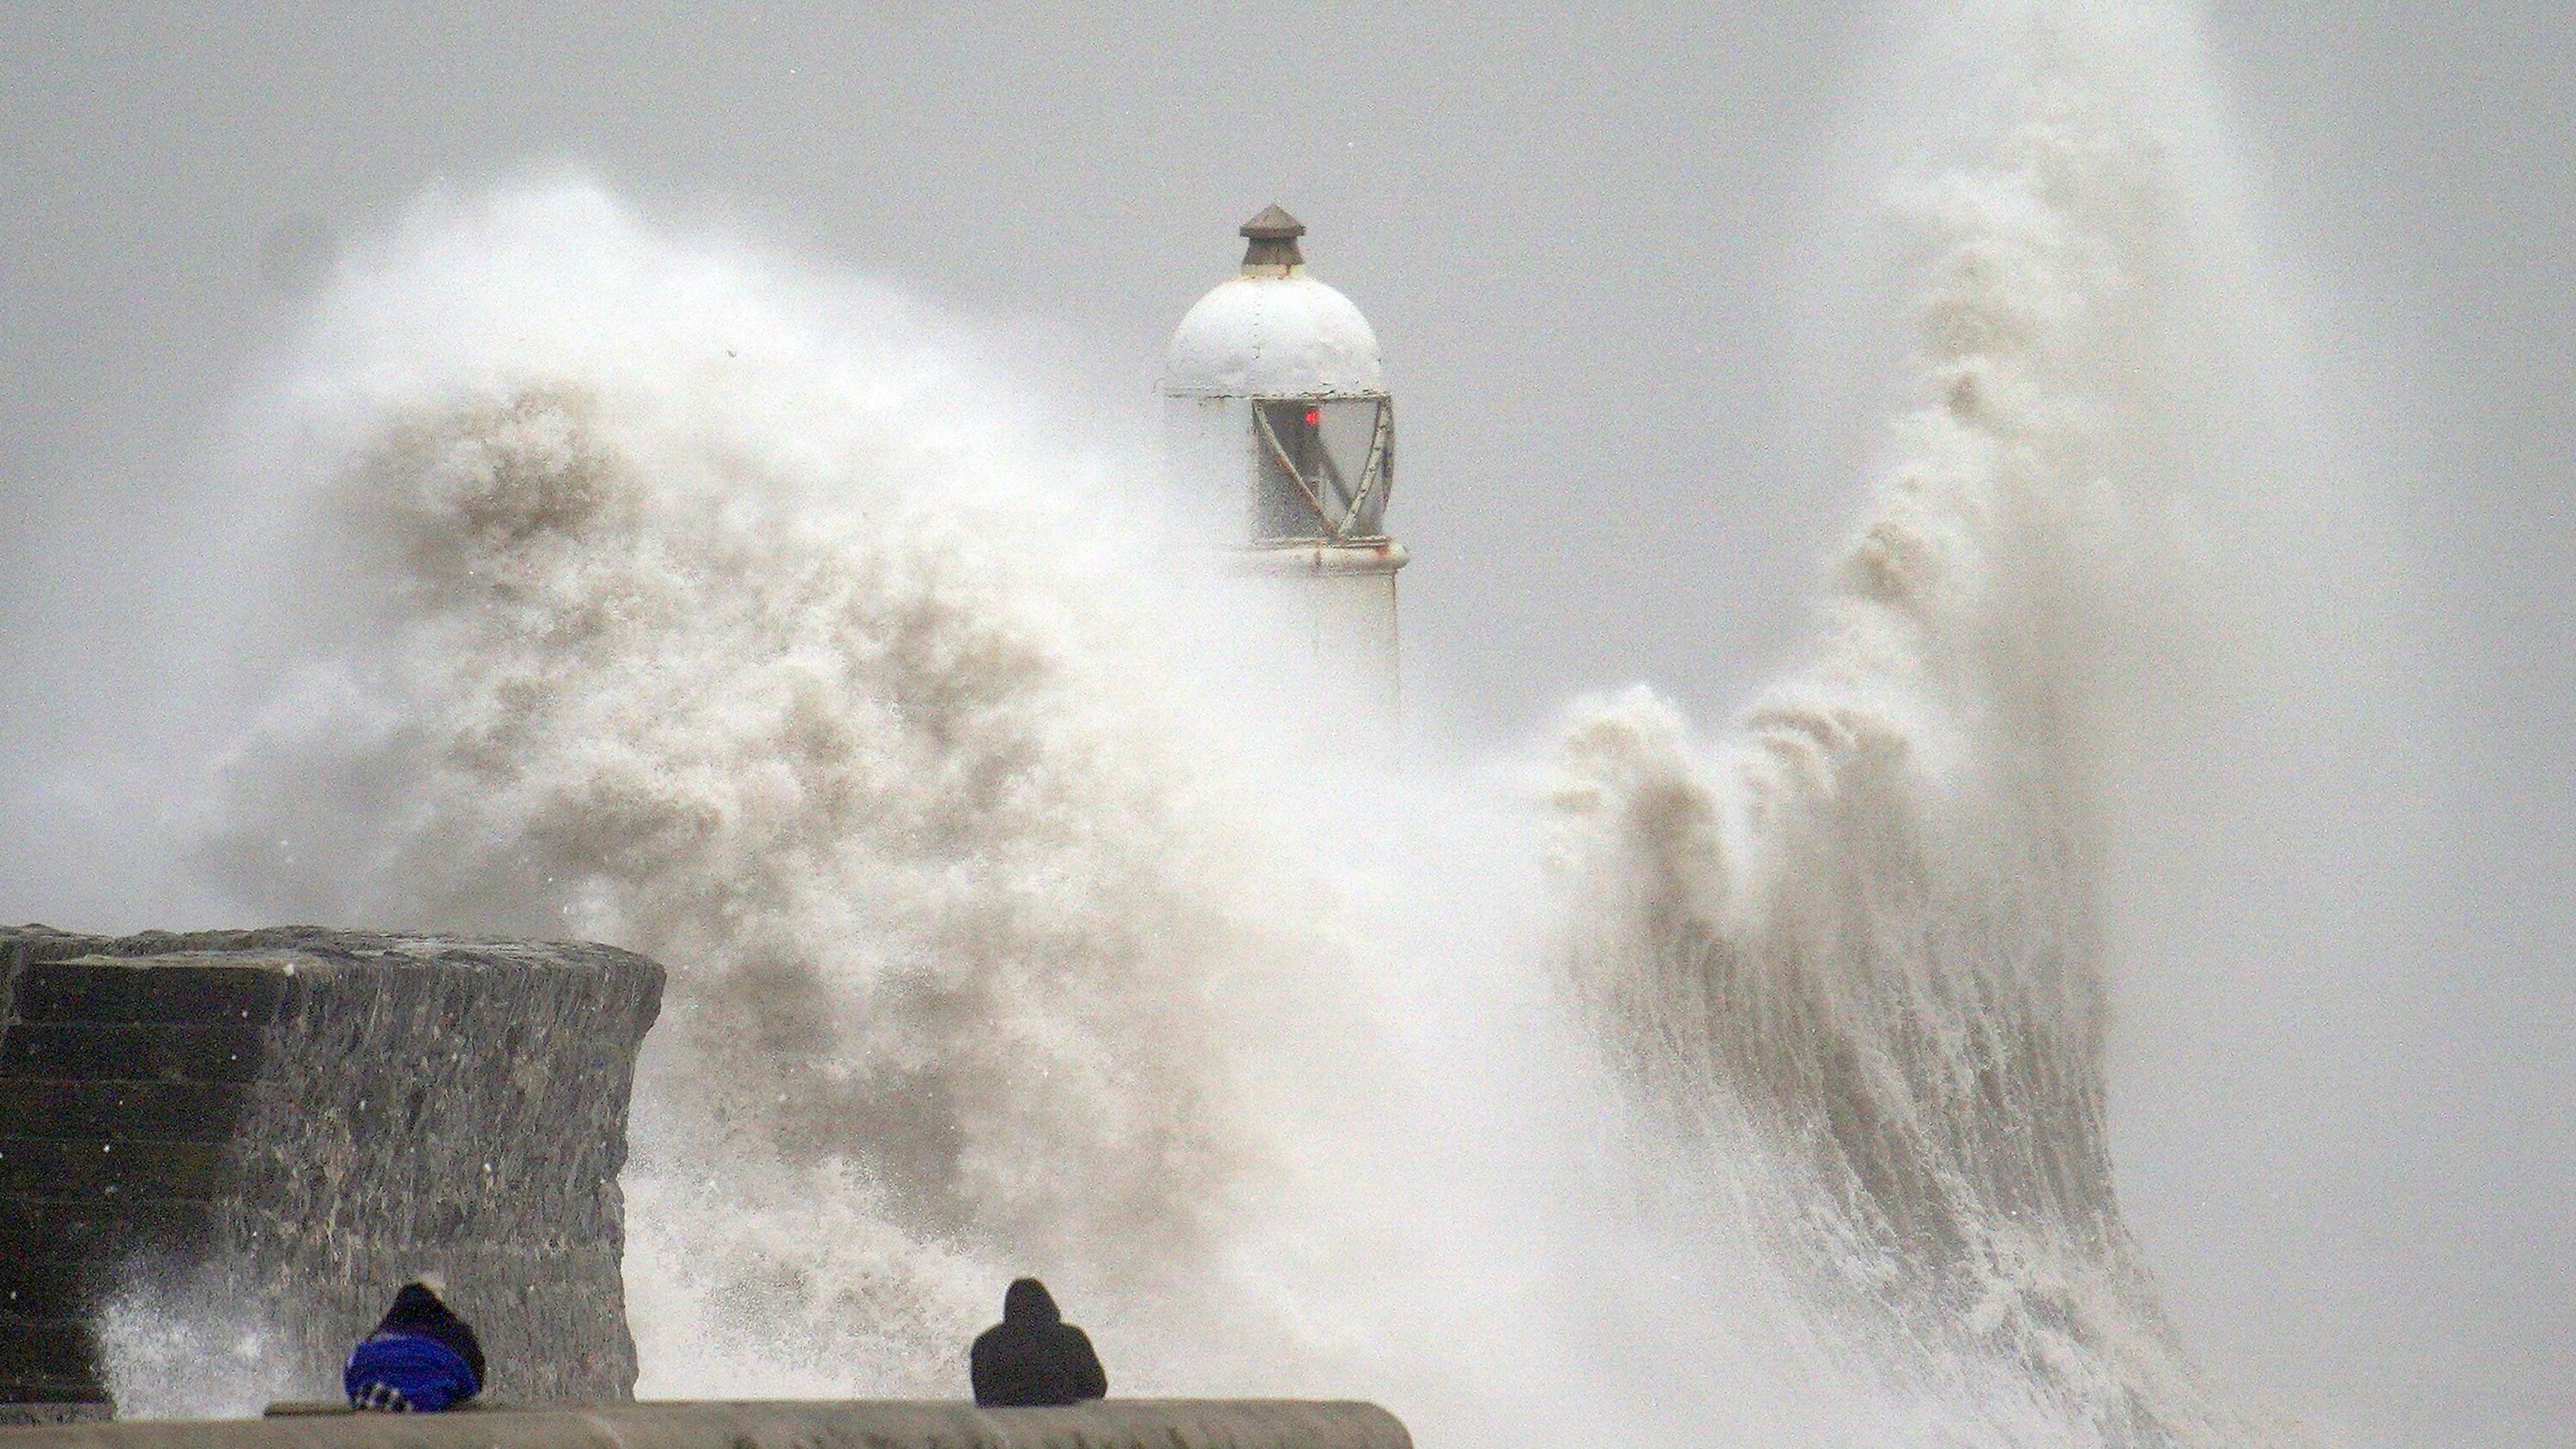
[[344, 1279, 485, 1413]]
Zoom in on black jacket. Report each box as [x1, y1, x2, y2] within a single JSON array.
[[969, 1279, 1106, 1408], [374, 1283, 486, 1393]]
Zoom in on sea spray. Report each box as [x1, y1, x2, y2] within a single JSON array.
[[1546, 1, 2282, 1443], [194, 182, 1355, 1391]]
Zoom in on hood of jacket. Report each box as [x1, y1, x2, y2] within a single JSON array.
[[1002, 1277, 1061, 1326]]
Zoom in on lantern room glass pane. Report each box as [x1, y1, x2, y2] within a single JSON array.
[[1252, 396, 1390, 541]]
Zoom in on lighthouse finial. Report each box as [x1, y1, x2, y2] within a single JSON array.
[[1239, 204, 1305, 270]]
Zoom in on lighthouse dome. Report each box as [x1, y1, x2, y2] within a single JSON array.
[[1163, 205, 1384, 398], [1165, 274, 1384, 398]]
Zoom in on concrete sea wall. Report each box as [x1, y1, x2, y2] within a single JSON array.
[[0, 928, 663, 1422], [0, 1399, 1412, 1449]]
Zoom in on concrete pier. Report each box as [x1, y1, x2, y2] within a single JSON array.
[[0, 1400, 1411, 1449]]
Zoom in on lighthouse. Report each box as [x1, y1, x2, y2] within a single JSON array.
[[1163, 205, 1407, 725]]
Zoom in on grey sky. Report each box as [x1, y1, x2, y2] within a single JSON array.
[[1, 3, 2568, 1446]]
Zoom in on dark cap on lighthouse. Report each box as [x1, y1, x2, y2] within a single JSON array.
[[1238, 203, 1307, 270]]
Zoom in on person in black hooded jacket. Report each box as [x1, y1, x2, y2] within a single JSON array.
[[969, 1278, 1107, 1407]]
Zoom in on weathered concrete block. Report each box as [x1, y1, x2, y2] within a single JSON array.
[[0, 927, 663, 1421]]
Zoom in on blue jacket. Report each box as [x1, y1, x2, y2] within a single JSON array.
[[344, 1330, 480, 1412]]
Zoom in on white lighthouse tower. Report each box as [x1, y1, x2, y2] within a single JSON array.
[[1163, 205, 1407, 724]]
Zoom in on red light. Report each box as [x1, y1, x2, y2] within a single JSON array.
[[1303, 409, 1320, 426]]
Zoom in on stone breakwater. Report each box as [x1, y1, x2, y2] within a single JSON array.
[[0, 927, 663, 1421]]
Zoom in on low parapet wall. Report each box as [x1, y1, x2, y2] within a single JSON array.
[[0, 927, 663, 1420], [0, 1400, 1412, 1449]]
